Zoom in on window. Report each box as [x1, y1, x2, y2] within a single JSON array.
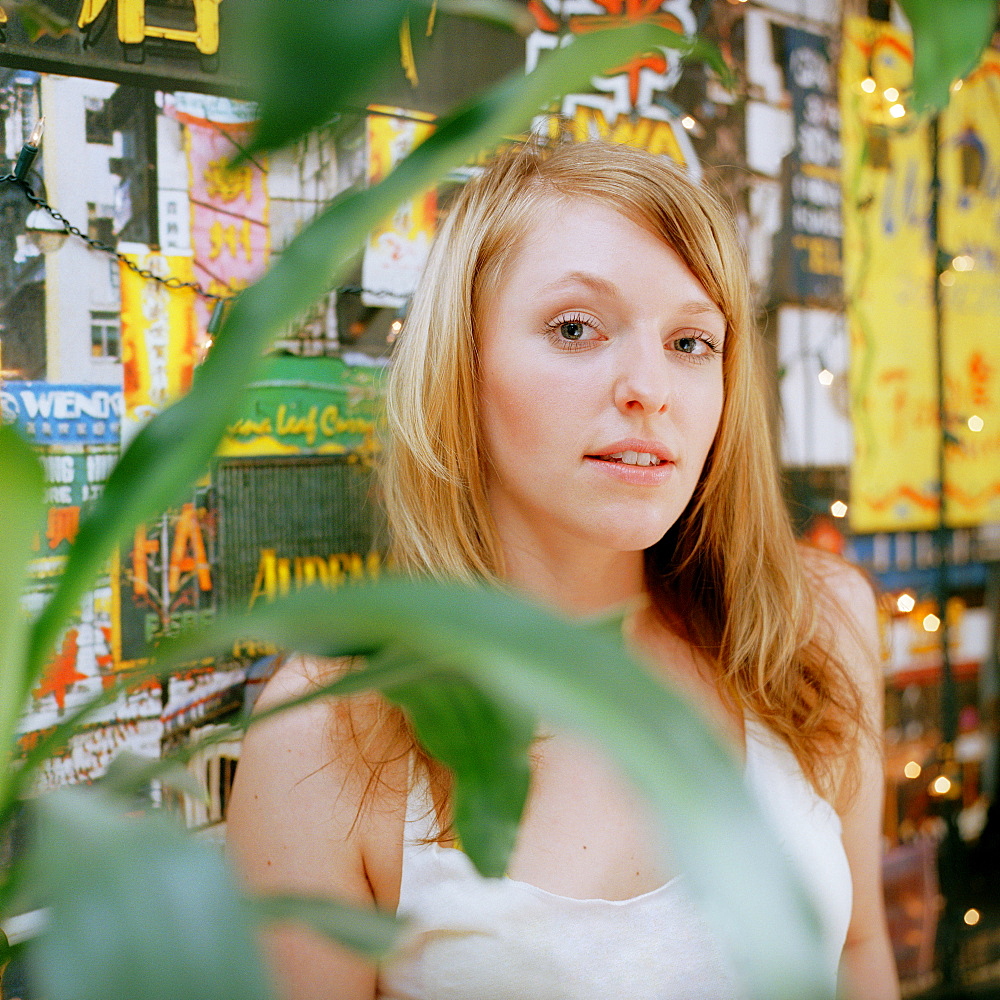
[[90, 310, 120, 359], [84, 96, 114, 145]]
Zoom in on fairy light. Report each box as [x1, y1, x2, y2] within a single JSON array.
[[932, 775, 952, 795], [968, 415, 984, 432], [861, 77, 876, 93], [897, 592, 916, 613], [884, 87, 900, 102], [952, 79, 964, 92], [923, 613, 941, 632], [940, 271, 955, 287], [889, 103, 906, 119], [681, 115, 696, 131], [818, 368, 834, 386], [952, 255, 975, 271], [965, 909, 981, 926], [830, 500, 848, 518], [903, 761, 921, 779]]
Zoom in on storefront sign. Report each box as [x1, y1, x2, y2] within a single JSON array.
[[527, 0, 700, 175], [1, 382, 122, 446], [218, 355, 382, 457], [774, 26, 842, 305], [841, 18, 1000, 531], [0, 0, 241, 95]]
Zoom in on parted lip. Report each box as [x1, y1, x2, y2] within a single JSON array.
[[586, 438, 676, 463]]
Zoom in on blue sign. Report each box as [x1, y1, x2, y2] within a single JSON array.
[[1, 383, 122, 446]]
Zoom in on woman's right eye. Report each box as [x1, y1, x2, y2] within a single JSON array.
[[560, 321, 586, 341], [544, 313, 602, 348]]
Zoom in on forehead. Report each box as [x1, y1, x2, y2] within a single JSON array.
[[486, 196, 725, 323]]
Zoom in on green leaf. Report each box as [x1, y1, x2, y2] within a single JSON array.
[[434, 0, 535, 34], [378, 652, 534, 876], [234, 0, 414, 155], [153, 579, 832, 1000], [24, 786, 274, 1000], [0, 426, 44, 788], [24, 19, 711, 697], [101, 750, 209, 807], [899, 0, 998, 112], [10, 0, 74, 40], [251, 893, 401, 960]]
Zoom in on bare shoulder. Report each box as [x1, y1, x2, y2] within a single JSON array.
[[798, 545, 881, 687], [227, 654, 407, 904]]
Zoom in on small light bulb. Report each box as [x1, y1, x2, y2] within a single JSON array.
[[968, 415, 984, 433], [681, 115, 696, 131], [884, 87, 900, 102], [889, 103, 906, 119], [818, 368, 834, 386], [965, 908, 980, 926], [28, 116, 45, 147], [390, 319, 403, 334], [830, 500, 848, 519], [952, 255, 974, 271], [861, 77, 876, 94], [940, 271, 955, 287], [952, 79, 964, 92], [923, 613, 941, 632], [932, 775, 952, 795], [897, 593, 916, 613], [903, 761, 921, 779]]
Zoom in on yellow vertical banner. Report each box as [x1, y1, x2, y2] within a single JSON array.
[[842, 18, 1000, 531], [119, 249, 198, 442], [361, 105, 436, 308]]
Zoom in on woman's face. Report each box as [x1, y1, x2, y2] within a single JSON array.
[[476, 196, 726, 560]]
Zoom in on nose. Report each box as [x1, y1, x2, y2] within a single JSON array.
[[612, 331, 671, 416]]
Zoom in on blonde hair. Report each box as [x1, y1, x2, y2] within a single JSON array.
[[380, 139, 865, 799]]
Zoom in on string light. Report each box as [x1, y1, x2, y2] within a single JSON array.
[[889, 103, 906, 119], [952, 255, 975, 271], [681, 115, 696, 131], [884, 87, 900, 102], [923, 613, 941, 632], [940, 271, 955, 287], [965, 909, 981, 926], [817, 368, 834, 386], [830, 500, 848, 518], [952, 79, 964, 92], [931, 775, 952, 795], [897, 592, 916, 613], [903, 761, 921, 779], [968, 415, 984, 432], [861, 77, 876, 93]]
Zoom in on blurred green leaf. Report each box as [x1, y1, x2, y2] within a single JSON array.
[[252, 894, 401, 960], [899, 0, 998, 112], [8, 0, 75, 40], [379, 653, 534, 876], [0, 426, 44, 792], [101, 750, 209, 807], [154, 579, 831, 1000], [235, 0, 414, 155], [24, 19, 710, 703], [25, 786, 274, 1000], [434, 0, 535, 34]]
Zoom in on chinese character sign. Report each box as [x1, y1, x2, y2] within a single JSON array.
[[119, 249, 199, 442], [841, 18, 1000, 530], [185, 118, 270, 306]]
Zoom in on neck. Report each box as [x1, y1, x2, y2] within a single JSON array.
[[497, 531, 646, 618]]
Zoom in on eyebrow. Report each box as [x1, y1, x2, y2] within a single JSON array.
[[540, 271, 726, 326]]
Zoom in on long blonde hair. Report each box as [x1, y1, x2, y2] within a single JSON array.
[[380, 139, 865, 799]]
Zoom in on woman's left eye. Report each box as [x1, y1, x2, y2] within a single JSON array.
[[669, 333, 720, 359], [544, 313, 602, 347]]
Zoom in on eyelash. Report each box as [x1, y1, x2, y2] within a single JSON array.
[[543, 314, 723, 362]]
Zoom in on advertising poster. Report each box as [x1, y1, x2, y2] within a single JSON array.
[[841, 18, 1000, 531], [361, 105, 437, 308]]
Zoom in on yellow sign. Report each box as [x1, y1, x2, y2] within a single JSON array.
[[842, 18, 1000, 530], [78, 0, 221, 57]]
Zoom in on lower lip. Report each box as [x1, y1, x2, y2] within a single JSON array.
[[584, 456, 674, 485]]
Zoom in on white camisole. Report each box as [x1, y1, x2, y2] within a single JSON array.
[[377, 718, 852, 1000]]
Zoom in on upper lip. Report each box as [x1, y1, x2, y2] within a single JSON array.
[[587, 439, 675, 463]]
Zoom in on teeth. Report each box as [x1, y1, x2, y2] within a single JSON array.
[[595, 451, 663, 466]]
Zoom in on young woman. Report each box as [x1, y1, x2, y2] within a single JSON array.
[[227, 140, 900, 1000]]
